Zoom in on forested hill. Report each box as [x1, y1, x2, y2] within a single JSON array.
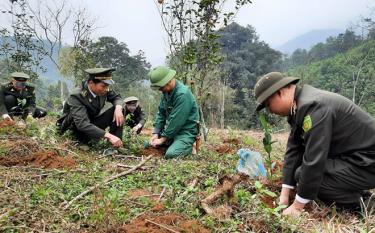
[[287, 38, 375, 115]]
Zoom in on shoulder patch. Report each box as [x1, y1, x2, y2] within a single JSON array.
[[302, 115, 312, 132], [81, 90, 88, 97]]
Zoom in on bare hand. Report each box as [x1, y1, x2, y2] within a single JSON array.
[[279, 187, 291, 206], [151, 137, 167, 147], [105, 133, 123, 148], [131, 124, 142, 134], [2, 114, 13, 122], [113, 105, 124, 127], [282, 201, 305, 216]]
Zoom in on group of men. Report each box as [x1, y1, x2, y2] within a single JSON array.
[[1, 67, 375, 216]]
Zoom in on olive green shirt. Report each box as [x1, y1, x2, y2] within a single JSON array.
[[64, 82, 122, 139], [153, 80, 199, 139], [284, 85, 375, 200], [0, 82, 36, 115]]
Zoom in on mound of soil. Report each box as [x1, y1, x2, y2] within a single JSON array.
[[114, 213, 210, 233], [215, 144, 234, 154], [140, 147, 166, 157], [0, 150, 76, 169]]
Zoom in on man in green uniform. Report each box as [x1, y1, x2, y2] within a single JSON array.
[[0, 72, 47, 121], [254, 72, 375, 216], [148, 66, 199, 159], [57, 68, 124, 148], [123, 96, 146, 134]]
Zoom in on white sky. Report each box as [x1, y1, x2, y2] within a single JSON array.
[[1, 0, 374, 66]]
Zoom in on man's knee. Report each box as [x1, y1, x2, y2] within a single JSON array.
[[4, 95, 17, 110]]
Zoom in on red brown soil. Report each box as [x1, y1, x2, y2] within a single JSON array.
[[223, 138, 241, 145], [0, 150, 76, 169], [113, 213, 210, 233], [140, 147, 166, 157], [0, 119, 16, 128], [215, 144, 234, 154], [127, 189, 160, 202]]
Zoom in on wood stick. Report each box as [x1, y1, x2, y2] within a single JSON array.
[[62, 155, 153, 209], [145, 219, 180, 233], [158, 186, 167, 201]]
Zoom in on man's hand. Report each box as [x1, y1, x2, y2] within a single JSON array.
[[279, 187, 291, 206], [150, 136, 167, 147], [131, 123, 142, 134], [104, 132, 123, 147], [113, 105, 124, 127], [2, 114, 13, 122], [282, 200, 305, 216], [150, 133, 159, 144]]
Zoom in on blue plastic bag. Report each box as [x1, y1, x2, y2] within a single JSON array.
[[236, 148, 267, 178]]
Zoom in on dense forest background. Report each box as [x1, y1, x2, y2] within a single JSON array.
[[1, 0, 375, 131]]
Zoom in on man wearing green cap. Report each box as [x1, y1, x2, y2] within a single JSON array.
[[0, 72, 47, 121], [254, 71, 375, 216], [148, 66, 199, 159], [57, 68, 124, 148], [123, 96, 146, 134]]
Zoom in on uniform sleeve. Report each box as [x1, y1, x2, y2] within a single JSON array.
[[24, 87, 36, 115], [68, 95, 106, 139], [160, 92, 193, 139], [106, 90, 122, 106], [297, 104, 333, 200], [135, 106, 146, 126], [282, 131, 304, 186], [153, 98, 166, 134], [0, 85, 8, 115]]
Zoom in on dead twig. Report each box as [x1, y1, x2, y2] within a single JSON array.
[[145, 219, 180, 233], [62, 155, 153, 209], [201, 174, 247, 218], [158, 186, 167, 202]]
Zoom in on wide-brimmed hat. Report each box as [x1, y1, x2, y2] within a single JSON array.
[[11, 72, 30, 81], [148, 66, 176, 90], [85, 67, 116, 85], [254, 72, 300, 111]]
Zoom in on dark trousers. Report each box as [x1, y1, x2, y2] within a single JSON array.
[[5, 95, 47, 119], [73, 106, 123, 144], [295, 159, 375, 209]]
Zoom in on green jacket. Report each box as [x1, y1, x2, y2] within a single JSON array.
[[153, 80, 199, 139], [60, 82, 122, 139], [0, 82, 36, 115], [284, 85, 375, 200]]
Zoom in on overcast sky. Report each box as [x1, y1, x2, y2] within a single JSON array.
[[2, 0, 375, 66]]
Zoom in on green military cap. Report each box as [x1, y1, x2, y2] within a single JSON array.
[[124, 96, 139, 103], [85, 67, 115, 85], [148, 66, 176, 90], [254, 72, 299, 111], [11, 72, 30, 81]]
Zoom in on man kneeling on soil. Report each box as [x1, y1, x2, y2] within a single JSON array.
[[57, 68, 124, 148], [148, 66, 199, 159], [0, 72, 47, 121], [254, 72, 375, 216]]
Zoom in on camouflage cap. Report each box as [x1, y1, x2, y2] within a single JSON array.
[[254, 72, 299, 111], [85, 67, 116, 85], [124, 96, 139, 103], [11, 72, 30, 81]]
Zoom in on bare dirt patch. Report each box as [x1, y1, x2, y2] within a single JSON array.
[[0, 150, 77, 169], [140, 147, 166, 157], [113, 213, 210, 233]]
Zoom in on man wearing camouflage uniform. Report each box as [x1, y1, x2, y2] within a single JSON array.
[[254, 71, 375, 216], [57, 68, 124, 147], [148, 66, 199, 159], [0, 72, 47, 121]]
